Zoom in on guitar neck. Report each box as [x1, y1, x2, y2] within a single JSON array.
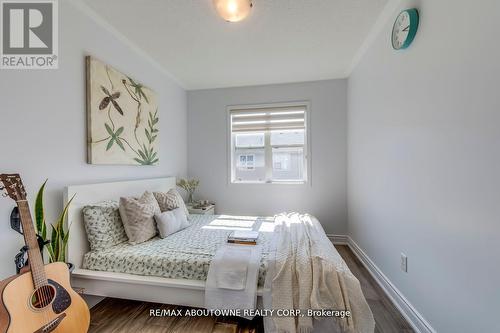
[[17, 200, 48, 288]]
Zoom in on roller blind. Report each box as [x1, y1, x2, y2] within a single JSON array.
[[230, 105, 306, 132]]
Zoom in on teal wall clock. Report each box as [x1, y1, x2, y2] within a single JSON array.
[[392, 8, 419, 50]]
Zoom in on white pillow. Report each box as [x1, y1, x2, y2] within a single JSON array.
[[154, 208, 189, 238], [172, 207, 190, 229]]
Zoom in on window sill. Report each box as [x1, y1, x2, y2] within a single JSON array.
[[230, 180, 307, 185]]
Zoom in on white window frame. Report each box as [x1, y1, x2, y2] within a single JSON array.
[[227, 101, 311, 185]]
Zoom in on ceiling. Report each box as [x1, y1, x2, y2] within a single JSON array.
[[82, 0, 388, 90]]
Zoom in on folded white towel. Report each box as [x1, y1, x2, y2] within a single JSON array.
[[205, 244, 262, 312], [215, 246, 251, 290]]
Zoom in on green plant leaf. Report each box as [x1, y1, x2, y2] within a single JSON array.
[[135, 87, 149, 104], [50, 195, 74, 263], [50, 224, 59, 262], [57, 195, 74, 230], [34, 179, 48, 240], [115, 126, 124, 137], [127, 76, 137, 86], [138, 148, 147, 160], [145, 129, 152, 143], [106, 137, 115, 151], [53, 226, 62, 262], [115, 138, 125, 151], [46, 244, 55, 263], [105, 123, 114, 137], [59, 228, 71, 263]]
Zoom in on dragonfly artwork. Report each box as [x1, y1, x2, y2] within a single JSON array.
[[86, 56, 159, 165], [99, 86, 123, 115]]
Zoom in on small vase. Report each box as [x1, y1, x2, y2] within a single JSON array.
[[187, 192, 194, 204]]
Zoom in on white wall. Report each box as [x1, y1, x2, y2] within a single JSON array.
[[348, 0, 500, 332], [0, 1, 187, 279], [188, 80, 347, 234]]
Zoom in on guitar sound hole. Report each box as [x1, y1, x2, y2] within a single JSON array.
[[31, 285, 56, 309]]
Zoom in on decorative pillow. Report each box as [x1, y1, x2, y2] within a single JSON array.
[[119, 191, 161, 244], [172, 207, 190, 228], [153, 189, 190, 218], [154, 208, 190, 238], [82, 201, 128, 251]]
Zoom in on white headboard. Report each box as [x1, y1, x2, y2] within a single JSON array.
[[64, 177, 176, 268]]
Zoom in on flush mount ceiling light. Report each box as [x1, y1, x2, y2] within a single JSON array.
[[213, 0, 253, 22]]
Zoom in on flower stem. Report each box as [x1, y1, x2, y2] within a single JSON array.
[[107, 106, 115, 131], [91, 136, 111, 144], [119, 137, 139, 155]]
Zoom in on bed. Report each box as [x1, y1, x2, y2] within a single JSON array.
[[82, 214, 274, 286], [64, 177, 272, 307], [66, 177, 374, 332]]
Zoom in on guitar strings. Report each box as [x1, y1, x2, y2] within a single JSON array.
[[24, 207, 50, 326], [31, 259, 49, 326], [40, 274, 51, 327], [17, 202, 46, 313], [34, 251, 50, 326], [38, 265, 51, 326], [10, 184, 56, 330], [14, 187, 63, 330]]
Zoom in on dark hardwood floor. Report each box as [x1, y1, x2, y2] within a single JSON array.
[[335, 245, 414, 333], [89, 245, 413, 333]]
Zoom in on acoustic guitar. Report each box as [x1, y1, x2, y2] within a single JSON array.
[[0, 174, 90, 333]]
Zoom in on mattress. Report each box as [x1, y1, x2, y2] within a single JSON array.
[[83, 214, 276, 285]]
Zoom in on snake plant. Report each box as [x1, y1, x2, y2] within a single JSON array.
[[34, 180, 75, 263]]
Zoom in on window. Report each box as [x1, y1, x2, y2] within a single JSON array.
[[229, 104, 308, 184], [238, 154, 255, 170]]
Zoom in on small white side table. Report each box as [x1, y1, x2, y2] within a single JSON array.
[[187, 204, 215, 215]]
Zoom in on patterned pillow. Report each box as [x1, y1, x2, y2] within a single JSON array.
[[153, 189, 190, 219], [82, 201, 128, 251], [119, 191, 161, 244]]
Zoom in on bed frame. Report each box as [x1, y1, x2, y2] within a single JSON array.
[[65, 177, 263, 308]]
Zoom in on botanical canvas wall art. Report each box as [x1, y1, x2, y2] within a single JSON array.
[[86, 56, 159, 165]]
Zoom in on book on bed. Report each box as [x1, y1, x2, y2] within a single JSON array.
[[227, 230, 259, 245]]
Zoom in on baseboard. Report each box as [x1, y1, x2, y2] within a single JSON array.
[[347, 237, 436, 333], [326, 234, 349, 245]]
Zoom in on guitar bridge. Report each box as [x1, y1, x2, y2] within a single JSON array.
[[34, 313, 66, 333]]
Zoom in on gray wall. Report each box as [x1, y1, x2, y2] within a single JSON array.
[[188, 80, 347, 234], [348, 0, 500, 332], [0, 1, 187, 279]]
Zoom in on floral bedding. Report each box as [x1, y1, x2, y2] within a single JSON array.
[[83, 214, 275, 286]]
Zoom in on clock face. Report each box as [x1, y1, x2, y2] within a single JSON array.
[[392, 9, 419, 50]]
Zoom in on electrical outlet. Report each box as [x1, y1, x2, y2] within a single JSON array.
[[401, 253, 408, 272]]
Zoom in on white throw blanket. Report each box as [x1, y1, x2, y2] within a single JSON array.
[[205, 244, 262, 311], [263, 213, 375, 333]]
